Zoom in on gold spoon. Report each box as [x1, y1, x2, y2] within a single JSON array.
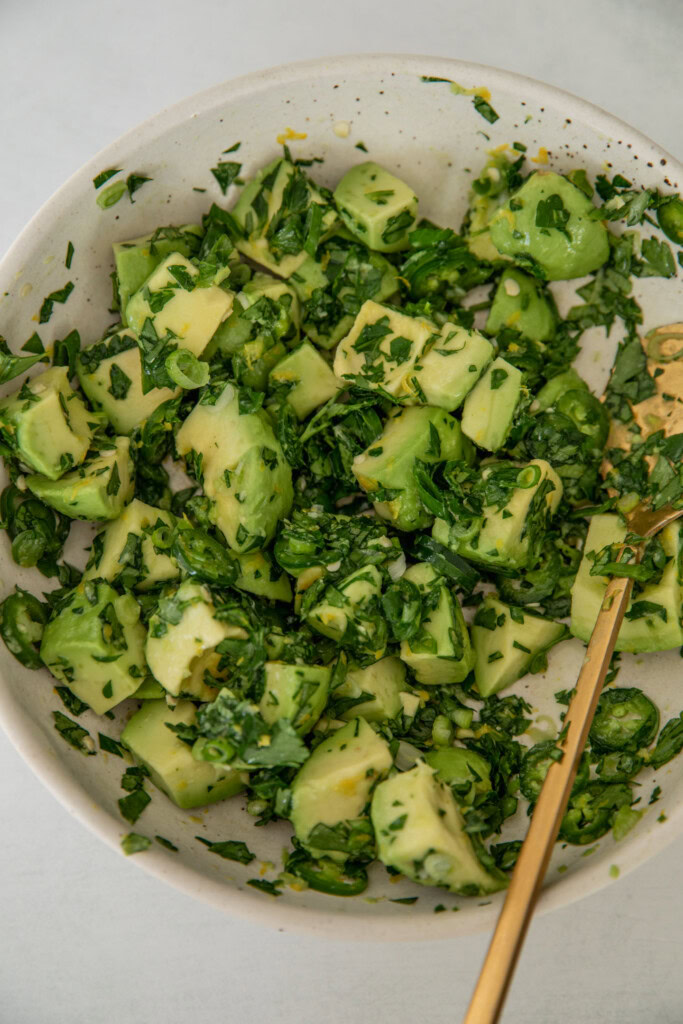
[[464, 323, 683, 1024]]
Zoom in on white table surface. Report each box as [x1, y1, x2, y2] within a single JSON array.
[[2, 1, 683, 1021]]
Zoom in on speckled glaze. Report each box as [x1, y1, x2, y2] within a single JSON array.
[[0, 55, 681, 940]]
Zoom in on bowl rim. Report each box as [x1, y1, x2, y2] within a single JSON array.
[[1, 51, 682, 941]]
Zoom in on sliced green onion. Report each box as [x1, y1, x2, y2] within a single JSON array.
[[151, 526, 174, 550], [646, 329, 683, 364], [96, 181, 127, 209], [165, 349, 210, 389], [516, 464, 542, 489]]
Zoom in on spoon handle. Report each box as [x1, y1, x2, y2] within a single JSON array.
[[464, 572, 634, 1024]]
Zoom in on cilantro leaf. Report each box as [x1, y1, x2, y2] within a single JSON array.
[[0, 336, 45, 384], [53, 711, 95, 755], [93, 168, 121, 189], [195, 836, 256, 864], [38, 282, 74, 324], [211, 161, 242, 195]]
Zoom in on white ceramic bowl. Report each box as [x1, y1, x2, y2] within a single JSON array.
[[1, 54, 682, 941]]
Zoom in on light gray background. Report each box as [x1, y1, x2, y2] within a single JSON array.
[[1, 1, 682, 1021]]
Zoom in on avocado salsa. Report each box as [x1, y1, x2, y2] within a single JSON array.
[[1, 145, 683, 900]]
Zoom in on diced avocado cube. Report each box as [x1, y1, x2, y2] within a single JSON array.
[[40, 580, 147, 714], [84, 498, 178, 591], [333, 299, 436, 398], [333, 656, 406, 723], [289, 716, 392, 860], [205, 273, 300, 389], [303, 563, 386, 662], [126, 253, 233, 357], [241, 272, 301, 327], [424, 748, 492, 805], [26, 436, 134, 521], [233, 548, 292, 602], [400, 690, 421, 720], [269, 341, 340, 419], [432, 458, 563, 572], [146, 581, 245, 700], [472, 596, 568, 697], [175, 381, 293, 553], [399, 563, 473, 685], [461, 356, 524, 451], [334, 162, 418, 253], [489, 171, 609, 281], [404, 323, 493, 411], [352, 406, 467, 532], [287, 256, 329, 303], [465, 153, 516, 262], [233, 158, 338, 278], [121, 699, 246, 809], [486, 268, 556, 343], [259, 661, 330, 735], [291, 233, 399, 350], [113, 224, 202, 324], [0, 367, 93, 480], [77, 327, 178, 435], [131, 677, 166, 700], [372, 763, 507, 895], [570, 515, 683, 652]]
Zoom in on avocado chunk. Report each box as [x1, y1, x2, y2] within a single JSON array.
[[146, 581, 246, 700], [259, 661, 330, 735], [131, 677, 166, 700], [0, 367, 93, 480], [465, 153, 516, 262], [205, 273, 300, 390], [399, 563, 474, 685], [570, 515, 683, 652], [233, 548, 292, 602], [233, 158, 338, 278], [371, 762, 506, 895], [84, 498, 178, 591], [291, 232, 399, 350], [333, 162, 418, 253], [121, 699, 245, 809], [175, 381, 293, 552], [40, 580, 146, 714], [333, 656, 406, 723], [77, 327, 178, 435], [113, 224, 203, 325], [126, 252, 233, 357], [269, 341, 340, 419], [240, 272, 301, 326], [432, 458, 563, 572], [461, 356, 524, 452], [472, 596, 568, 697], [303, 563, 387, 662], [424, 747, 492, 805], [534, 368, 588, 411], [289, 716, 393, 860], [489, 171, 609, 280], [333, 299, 436, 398], [26, 437, 134, 521], [352, 406, 467, 532], [404, 323, 494, 411], [486, 268, 556, 343]]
